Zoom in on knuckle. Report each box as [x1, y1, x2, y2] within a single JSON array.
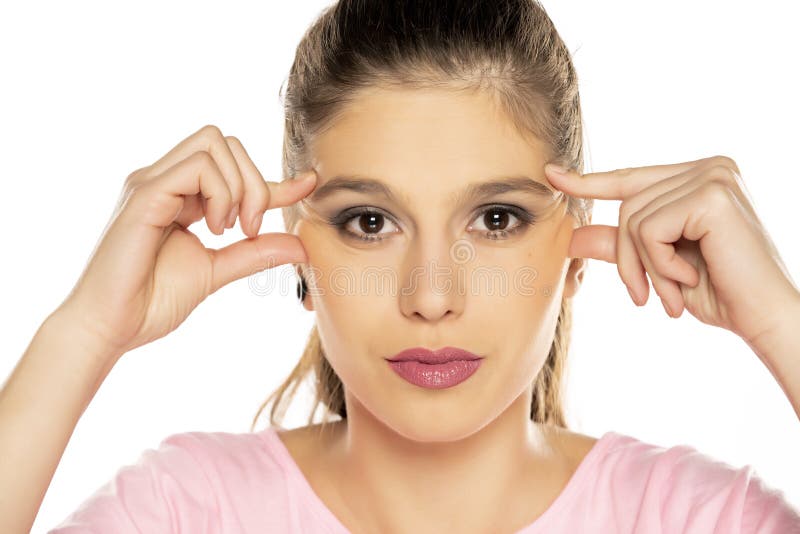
[[230, 177, 245, 199], [224, 135, 242, 148], [707, 154, 741, 175], [124, 166, 151, 185], [707, 163, 738, 183], [199, 124, 224, 141], [699, 180, 733, 209], [125, 180, 152, 208], [638, 215, 658, 241], [619, 199, 636, 222], [220, 181, 234, 203], [627, 209, 644, 232], [123, 170, 142, 191], [710, 164, 745, 194], [124, 167, 143, 183], [126, 179, 143, 195], [250, 182, 269, 212], [122, 181, 142, 203], [124, 170, 151, 195], [191, 149, 216, 167]]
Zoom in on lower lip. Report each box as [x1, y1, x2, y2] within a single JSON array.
[[386, 359, 482, 389]]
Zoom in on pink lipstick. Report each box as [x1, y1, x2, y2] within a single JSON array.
[[385, 346, 484, 389]]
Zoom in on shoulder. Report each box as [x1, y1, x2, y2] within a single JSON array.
[[594, 430, 761, 494], [49, 428, 295, 533], [142, 427, 300, 525], [154, 427, 293, 489], [157, 427, 275, 460], [592, 431, 800, 533]]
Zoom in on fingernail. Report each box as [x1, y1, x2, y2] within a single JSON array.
[[626, 285, 638, 305], [227, 203, 239, 228], [299, 172, 317, 184], [251, 213, 263, 233], [546, 164, 569, 175], [662, 299, 673, 317]]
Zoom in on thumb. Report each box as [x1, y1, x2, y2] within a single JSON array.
[[568, 224, 618, 263], [206, 232, 308, 294]]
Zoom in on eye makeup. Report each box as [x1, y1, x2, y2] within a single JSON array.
[[310, 202, 539, 244]]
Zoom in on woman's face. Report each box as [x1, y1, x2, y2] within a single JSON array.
[[294, 86, 585, 440]]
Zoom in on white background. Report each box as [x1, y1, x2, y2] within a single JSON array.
[[1, 1, 798, 532]]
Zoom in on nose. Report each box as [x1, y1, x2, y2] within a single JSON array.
[[398, 237, 466, 322]]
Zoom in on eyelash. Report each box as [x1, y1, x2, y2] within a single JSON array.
[[326, 204, 538, 243]]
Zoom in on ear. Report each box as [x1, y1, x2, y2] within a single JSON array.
[[557, 208, 589, 300], [563, 257, 586, 299], [297, 265, 315, 312], [562, 208, 593, 299]]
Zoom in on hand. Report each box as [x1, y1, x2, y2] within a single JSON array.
[[544, 155, 800, 353], [57, 124, 317, 360]]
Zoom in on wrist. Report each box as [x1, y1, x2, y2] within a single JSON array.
[[41, 304, 125, 369], [743, 291, 800, 420], [748, 291, 800, 363]]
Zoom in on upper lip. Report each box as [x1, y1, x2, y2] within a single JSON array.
[[386, 346, 484, 364]]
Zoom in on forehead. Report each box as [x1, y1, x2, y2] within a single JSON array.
[[307, 86, 551, 198]]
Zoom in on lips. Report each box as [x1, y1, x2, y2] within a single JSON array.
[[385, 346, 484, 365]]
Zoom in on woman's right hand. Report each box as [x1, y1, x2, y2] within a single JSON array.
[[56, 124, 317, 361]]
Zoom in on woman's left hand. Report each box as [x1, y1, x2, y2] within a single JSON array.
[[544, 155, 800, 355]]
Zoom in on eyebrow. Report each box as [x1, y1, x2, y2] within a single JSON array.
[[307, 174, 557, 205]]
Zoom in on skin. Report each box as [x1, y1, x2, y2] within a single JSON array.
[[6, 55, 797, 534], [6, 44, 796, 531], [284, 85, 591, 533]]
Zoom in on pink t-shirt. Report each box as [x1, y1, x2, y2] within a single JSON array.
[[49, 427, 800, 533]]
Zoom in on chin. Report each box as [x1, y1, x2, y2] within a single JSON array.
[[378, 409, 493, 444]]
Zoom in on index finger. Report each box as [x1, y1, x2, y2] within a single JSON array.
[[544, 158, 703, 200], [148, 124, 245, 201]]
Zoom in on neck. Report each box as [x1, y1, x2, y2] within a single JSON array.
[[324, 385, 567, 532]]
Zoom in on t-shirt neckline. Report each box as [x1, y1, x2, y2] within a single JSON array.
[[261, 426, 620, 533]]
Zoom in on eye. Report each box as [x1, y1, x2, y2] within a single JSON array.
[[332, 208, 401, 242], [468, 204, 537, 240], [327, 204, 537, 243]]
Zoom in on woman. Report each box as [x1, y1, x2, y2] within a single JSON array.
[[2, 0, 798, 532]]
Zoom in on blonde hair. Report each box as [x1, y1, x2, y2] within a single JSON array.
[[250, 0, 592, 432]]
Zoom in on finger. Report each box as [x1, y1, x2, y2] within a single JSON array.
[[128, 150, 233, 237], [630, 226, 686, 318], [628, 159, 758, 222], [105, 151, 233, 298], [145, 125, 245, 227], [628, 184, 713, 317], [172, 194, 205, 229], [566, 224, 618, 263], [561, 165, 698, 304], [615, 166, 699, 304], [544, 157, 705, 200], [616, 207, 650, 306], [565, 224, 653, 307], [248, 171, 319, 234], [224, 136, 270, 237], [610, 159, 756, 304], [632, 179, 707, 290], [206, 232, 308, 294]]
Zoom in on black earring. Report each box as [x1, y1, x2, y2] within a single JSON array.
[[296, 274, 308, 302]]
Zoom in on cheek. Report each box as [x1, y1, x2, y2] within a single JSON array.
[[312, 286, 391, 400], [470, 229, 565, 301], [463, 234, 565, 349], [299, 239, 392, 364], [295, 220, 339, 269]]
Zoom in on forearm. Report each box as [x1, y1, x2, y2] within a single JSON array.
[[746, 297, 800, 422], [0, 309, 121, 534]]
